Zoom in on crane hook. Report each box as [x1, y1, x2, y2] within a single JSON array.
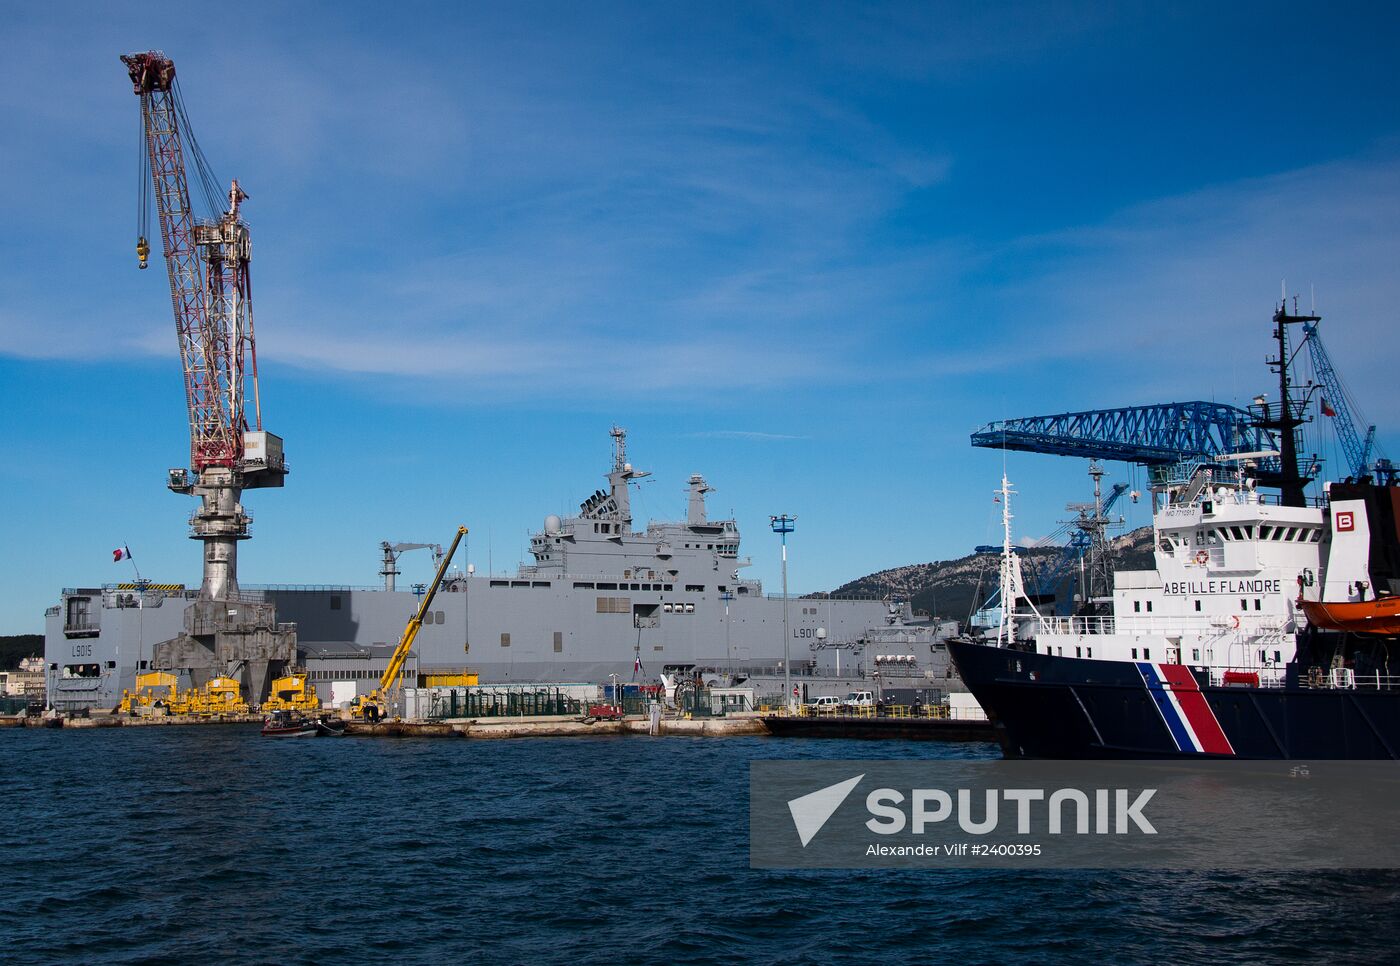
[[136, 235, 150, 270]]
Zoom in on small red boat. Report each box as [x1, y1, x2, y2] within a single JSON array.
[[1301, 596, 1400, 635]]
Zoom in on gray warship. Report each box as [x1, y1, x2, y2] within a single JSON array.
[[44, 428, 963, 710]]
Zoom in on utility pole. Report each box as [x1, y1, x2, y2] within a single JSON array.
[[770, 514, 796, 710], [721, 590, 734, 676]]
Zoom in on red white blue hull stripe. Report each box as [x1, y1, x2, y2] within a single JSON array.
[[1134, 662, 1236, 756]]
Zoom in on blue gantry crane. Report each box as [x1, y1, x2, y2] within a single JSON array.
[[971, 400, 1277, 469]]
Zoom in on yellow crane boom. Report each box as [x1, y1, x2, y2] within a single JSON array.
[[352, 525, 467, 720]]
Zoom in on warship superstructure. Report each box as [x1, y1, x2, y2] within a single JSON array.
[[44, 429, 956, 710]]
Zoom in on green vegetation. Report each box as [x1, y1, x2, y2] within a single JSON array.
[[1, 634, 43, 670]]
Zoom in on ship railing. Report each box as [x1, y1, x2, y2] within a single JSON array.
[[1298, 668, 1400, 691], [1035, 615, 1289, 638], [244, 583, 383, 592], [764, 593, 886, 601]]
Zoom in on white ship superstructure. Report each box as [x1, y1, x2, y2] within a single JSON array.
[[1014, 464, 1327, 683]]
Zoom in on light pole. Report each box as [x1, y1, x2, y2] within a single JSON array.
[[770, 514, 796, 711], [721, 590, 734, 677]]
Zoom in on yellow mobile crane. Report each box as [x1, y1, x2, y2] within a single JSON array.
[[350, 526, 469, 721]]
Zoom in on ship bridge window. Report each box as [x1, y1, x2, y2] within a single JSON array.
[[1207, 530, 1220, 545], [1194, 600, 1202, 612], [1133, 601, 1141, 613], [1230, 526, 1246, 540], [1159, 538, 1174, 554], [685, 584, 705, 592], [1260, 526, 1273, 540], [1254, 599, 1262, 611]]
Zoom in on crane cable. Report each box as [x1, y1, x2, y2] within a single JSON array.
[[171, 78, 224, 219]]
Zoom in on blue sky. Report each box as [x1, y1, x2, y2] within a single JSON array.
[[3, 2, 1399, 632]]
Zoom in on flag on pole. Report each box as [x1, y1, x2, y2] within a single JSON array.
[[633, 655, 643, 678], [112, 546, 133, 563], [1321, 397, 1337, 418]]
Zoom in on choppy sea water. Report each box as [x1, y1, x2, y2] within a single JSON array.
[[2, 728, 1398, 965]]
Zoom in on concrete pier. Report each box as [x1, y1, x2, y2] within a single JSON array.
[[347, 715, 767, 739]]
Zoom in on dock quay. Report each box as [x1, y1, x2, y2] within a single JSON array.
[[8, 709, 991, 741], [2, 710, 767, 737], [347, 714, 767, 739]]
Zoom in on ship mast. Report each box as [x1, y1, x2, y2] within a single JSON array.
[[996, 476, 1042, 646], [1260, 300, 1318, 508]]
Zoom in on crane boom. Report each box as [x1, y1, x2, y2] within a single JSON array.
[[123, 51, 251, 470], [356, 526, 467, 719]]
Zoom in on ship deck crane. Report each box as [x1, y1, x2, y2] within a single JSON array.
[[380, 542, 446, 592], [351, 526, 468, 722]]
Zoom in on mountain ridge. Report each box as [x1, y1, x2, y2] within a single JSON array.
[[814, 526, 1155, 623]]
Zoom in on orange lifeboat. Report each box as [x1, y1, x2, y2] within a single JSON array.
[[1301, 597, 1400, 635]]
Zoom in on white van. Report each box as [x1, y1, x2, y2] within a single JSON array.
[[842, 690, 874, 709], [808, 695, 842, 713]]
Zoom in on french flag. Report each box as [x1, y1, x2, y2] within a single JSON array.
[[112, 546, 133, 563]]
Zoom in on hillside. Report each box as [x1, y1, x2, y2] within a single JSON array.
[[1, 634, 43, 670], [817, 526, 1155, 623]]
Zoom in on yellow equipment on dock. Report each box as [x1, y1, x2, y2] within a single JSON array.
[[350, 525, 469, 722], [186, 676, 250, 716], [117, 672, 249, 717], [420, 670, 480, 688], [118, 671, 180, 716], [263, 669, 321, 711]]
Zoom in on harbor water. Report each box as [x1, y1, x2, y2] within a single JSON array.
[[3, 729, 1398, 964]]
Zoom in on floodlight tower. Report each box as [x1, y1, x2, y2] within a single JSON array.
[[770, 514, 796, 710]]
